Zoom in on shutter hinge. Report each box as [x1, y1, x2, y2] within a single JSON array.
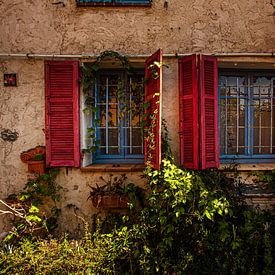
[[43, 128, 49, 139]]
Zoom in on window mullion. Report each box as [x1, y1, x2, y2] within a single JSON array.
[[259, 79, 262, 154], [270, 79, 274, 153], [218, 78, 221, 155], [236, 77, 239, 154], [118, 76, 122, 157], [141, 77, 144, 154], [94, 80, 98, 157], [95, 77, 102, 158], [248, 74, 254, 157], [225, 78, 228, 155], [106, 77, 109, 155], [129, 77, 133, 155], [89, 69, 144, 163], [244, 76, 249, 156], [120, 72, 126, 158]]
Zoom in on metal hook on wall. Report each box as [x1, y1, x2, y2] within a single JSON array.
[[0, 129, 19, 142]]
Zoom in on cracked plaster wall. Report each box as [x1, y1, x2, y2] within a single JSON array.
[[0, 0, 275, 233], [0, 60, 46, 232], [0, 0, 274, 54], [0, 59, 175, 235]]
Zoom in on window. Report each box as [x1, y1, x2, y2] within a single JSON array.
[[219, 71, 275, 163], [45, 50, 162, 169], [89, 70, 144, 164], [76, 0, 151, 6], [179, 58, 275, 169]]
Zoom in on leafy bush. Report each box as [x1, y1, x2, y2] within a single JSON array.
[[0, 161, 274, 274], [0, 168, 61, 244], [87, 161, 274, 274]]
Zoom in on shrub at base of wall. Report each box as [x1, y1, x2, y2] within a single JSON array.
[[0, 159, 274, 274]]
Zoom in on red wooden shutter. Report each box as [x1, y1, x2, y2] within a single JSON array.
[[199, 55, 219, 169], [178, 55, 199, 169], [45, 61, 80, 167], [144, 49, 163, 170]]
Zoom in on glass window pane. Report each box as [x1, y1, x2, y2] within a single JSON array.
[[219, 75, 247, 156], [239, 98, 246, 127], [90, 70, 144, 160], [227, 126, 237, 155], [227, 98, 237, 126], [261, 99, 271, 127], [99, 84, 106, 103], [220, 73, 275, 159], [99, 129, 106, 154], [253, 99, 260, 127], [238, 128, 245, 155], [261, 128, 271, 154], [108, 128, 119, 155], [220, 98, 226, 155], [98, 105, 106, 127], [253, 76, 272, 96], [108, 104, 118, 127], [127, 127, 143, 155]]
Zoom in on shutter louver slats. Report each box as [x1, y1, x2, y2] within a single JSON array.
[[45, 61, 80, 167], [144, 49, 163, 170], [178, 55, 199, 169], [182, 98, 194, 163], [199, 55, 219, 169], [179, 54, 219, 170]]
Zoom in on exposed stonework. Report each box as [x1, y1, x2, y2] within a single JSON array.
[[244, 195, 275, 211]]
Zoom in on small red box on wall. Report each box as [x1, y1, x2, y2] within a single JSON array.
[[4, 73, 17, 87]]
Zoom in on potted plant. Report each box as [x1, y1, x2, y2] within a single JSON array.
[[20, 146, 46, 174], [88, 174, 131, 209], [27, 153, 46, 174]]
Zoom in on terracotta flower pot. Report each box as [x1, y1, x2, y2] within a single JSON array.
[[92, 195, 129, 209], [27, 160, 45, 174]]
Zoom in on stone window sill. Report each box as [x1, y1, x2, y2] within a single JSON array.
[[80, 164, 145, 172], [220, 163, 275, 171]]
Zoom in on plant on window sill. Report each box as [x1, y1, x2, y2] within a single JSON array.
[[88, 174, 143, 209], [250, 170, 275, 191]]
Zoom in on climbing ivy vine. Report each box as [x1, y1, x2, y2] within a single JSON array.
[[80, 50, 166, 169], [81, 51, 132, 154]]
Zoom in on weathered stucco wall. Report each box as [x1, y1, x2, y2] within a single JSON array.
[[0, 0, 275, 233], [0, 57, 179, 234], [0, 60, 45, 194], [0, 0, 274, 54]]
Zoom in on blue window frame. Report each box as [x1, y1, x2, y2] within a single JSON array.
[[77, 0, 151, 6], [219, 70, 275, 163], [90, 70, 144, 164]]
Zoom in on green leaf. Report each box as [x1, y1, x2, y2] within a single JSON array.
[[19, 193, 31, 201], [91, 63, 100, 71], [26, 215, 42, 223], [51, 194, 60, 202], [204, 210, 212, 220], [29, 205, 39, 213]]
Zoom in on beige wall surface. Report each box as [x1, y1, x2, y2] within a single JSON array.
[[0, 0, 275, 233], [0, 0, 274, 54]]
